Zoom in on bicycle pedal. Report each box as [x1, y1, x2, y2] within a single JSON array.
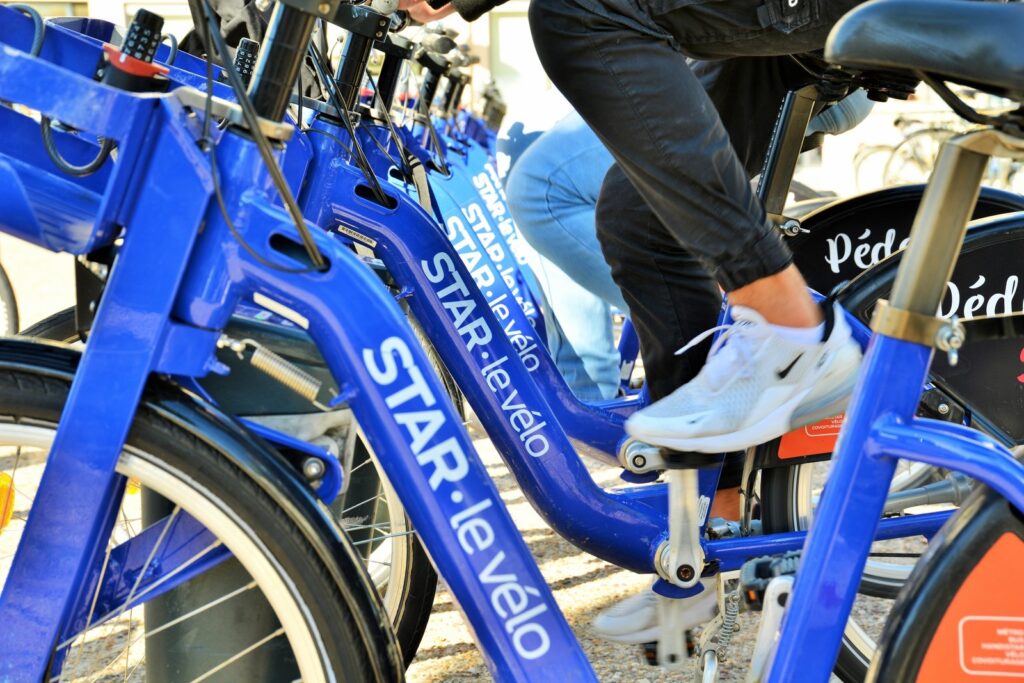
[[640, 631, 697, 666], [739, 550, 800, 611]]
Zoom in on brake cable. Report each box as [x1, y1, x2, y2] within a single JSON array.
[[307, 41, 391, 206]]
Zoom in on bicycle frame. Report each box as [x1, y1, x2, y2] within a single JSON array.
[[391, 104, 647, 458], [0, 11, 989, 681], [0, 23, 594, 679], [769, 130, 1024, 680], [290, 98, 950, 574]]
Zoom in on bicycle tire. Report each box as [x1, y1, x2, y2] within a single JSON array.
[[0, 348, 398, 680], [0, 263, 19, 335], [22, 305, 440, 666], [867, 484, 1024, 682], [882, 127, 956, 187]]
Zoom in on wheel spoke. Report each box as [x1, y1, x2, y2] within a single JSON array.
[[189, 627, 286, 683], [352, 530, 415, 546]]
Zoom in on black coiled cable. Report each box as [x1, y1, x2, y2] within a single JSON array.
[[40, 117, 116, 177]]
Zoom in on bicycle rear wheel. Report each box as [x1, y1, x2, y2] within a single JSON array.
[[869, 484, 1024, 682], [0, 358, 397, 680]]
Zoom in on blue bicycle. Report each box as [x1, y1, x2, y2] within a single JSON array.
[[1, 0, 1024, 680]]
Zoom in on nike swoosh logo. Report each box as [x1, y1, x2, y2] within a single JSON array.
[[776, 353, 804, 380]]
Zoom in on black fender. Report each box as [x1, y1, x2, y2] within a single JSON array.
[[867, 483, 1024, 682], [788, 184, 1024, 296], [838, 213, 1024, 445], [0, 337, 403, 682]]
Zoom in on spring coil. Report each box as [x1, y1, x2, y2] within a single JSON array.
[[244, 339, 323, 403], [697, 585, 742, 682], [717, 589, 741, 653]]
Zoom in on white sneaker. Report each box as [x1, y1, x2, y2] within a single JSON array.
[[626, 301, 861, 453], [591, 580, 718, 643]]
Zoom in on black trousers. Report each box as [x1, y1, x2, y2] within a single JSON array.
[[530, 0, 861, 485], [530, 0, 862, 393]]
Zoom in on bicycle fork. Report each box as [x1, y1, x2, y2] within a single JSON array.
[[0, 108, 214, 678]]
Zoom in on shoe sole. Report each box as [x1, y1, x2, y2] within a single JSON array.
[[627, 344, 861, 453]]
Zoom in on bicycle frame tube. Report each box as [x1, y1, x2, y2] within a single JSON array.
[[301, 114, 639, 452], [296, 117, 672, 571], [172, 131, 595, 681], [387, 116, 643, 456], [378, 111, 644, 430], [295, 113, 949, 576], [0, 70, 213, 674], [768, 334, 1024, 680], [427, 149, 636, 455], [771, 131, 1024, 679]]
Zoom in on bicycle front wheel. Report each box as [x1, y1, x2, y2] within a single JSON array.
[[0, 360, 395, 680], [22, 305, 438, 665]]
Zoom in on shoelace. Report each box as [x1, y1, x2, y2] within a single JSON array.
[[674, 318, 769, 387]]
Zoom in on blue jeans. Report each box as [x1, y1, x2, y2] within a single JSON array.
[[505, 113, 627, 400]]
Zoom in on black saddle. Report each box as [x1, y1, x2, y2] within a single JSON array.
[[826, 0, 1024, 99]]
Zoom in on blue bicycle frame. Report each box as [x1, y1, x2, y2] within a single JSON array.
[[0, 17, 591, 679], [0, 10, 1003, 681], [286, 62, 951, 575]]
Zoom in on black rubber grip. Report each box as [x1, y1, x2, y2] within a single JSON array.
[[249, 5, 316, 122], [121, 8, 164, 62], [234, 38, 259, 87], [426, 0, 451, 9]]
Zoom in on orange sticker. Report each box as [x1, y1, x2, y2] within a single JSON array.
[[960, 617, 1024, 676], [918, 533, 1024, 681], [777, 414, 845, 459]]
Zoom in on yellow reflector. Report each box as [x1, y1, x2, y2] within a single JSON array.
[[0, 472, 14, 532]]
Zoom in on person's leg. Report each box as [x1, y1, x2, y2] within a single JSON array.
[[595, 164, 720, 400], [590, 165, 739, 641], [507, 113, 627, 310], [530, 0, 794, 305], [530, 0, 861, 452], [506, 114, 625, 399], [529, 256, 620, 399]]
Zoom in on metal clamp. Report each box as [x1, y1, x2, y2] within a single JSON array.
[[173, 87, 295, 142], [330, 3, 391, 39], [871, 299, 965, 364]]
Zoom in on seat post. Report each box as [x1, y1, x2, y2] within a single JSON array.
[[756, 84, 820, 224], [888, 134, 990, 316]]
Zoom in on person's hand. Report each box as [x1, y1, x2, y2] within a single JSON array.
[[398, 0, 457, 23]]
